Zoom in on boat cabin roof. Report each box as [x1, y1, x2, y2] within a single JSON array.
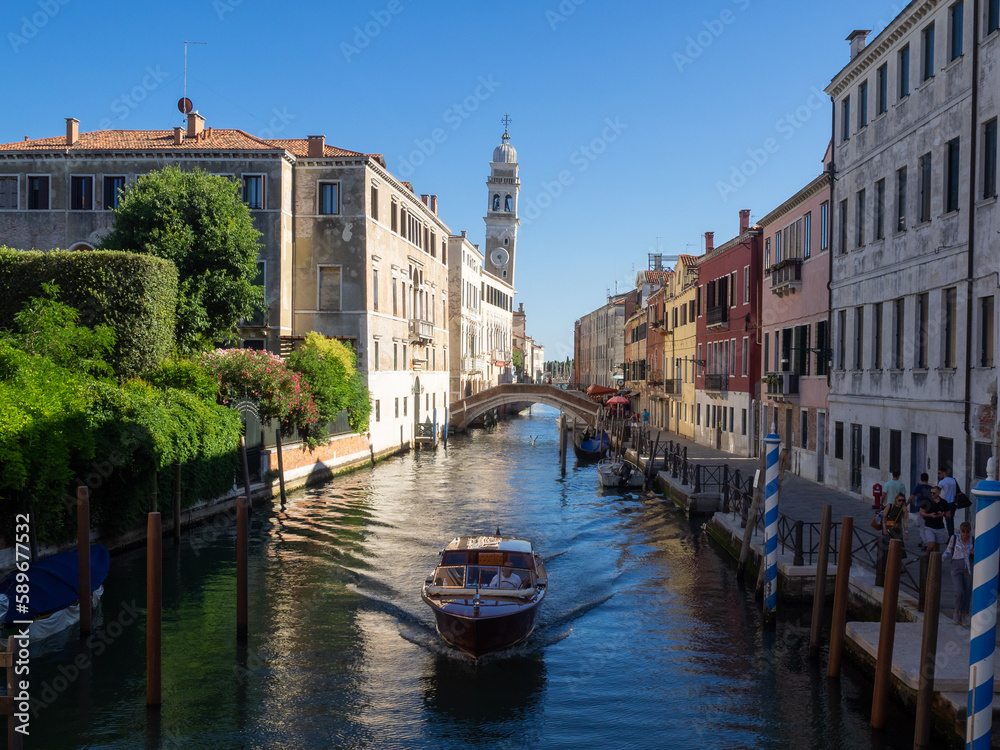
[[444, 536, 532, 553]]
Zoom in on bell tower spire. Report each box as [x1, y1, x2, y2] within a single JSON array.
[[484, 114, 520, 285]]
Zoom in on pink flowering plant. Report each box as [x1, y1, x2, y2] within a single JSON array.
[[199, 348, 319, 434]]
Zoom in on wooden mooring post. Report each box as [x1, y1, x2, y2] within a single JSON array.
[[871, 538, 903, 728], [558, 415, 567, 474], [274, 429, 287, 508], [236, 496, 249, 640], [146, 512, 162, 706], [809, 504, 833, 656], [77, 486, 92, 636], [913, 551, 942, 749], [828, 516, 853, 678], [239, 436, 253, 517], [1, 636, 25, 749]]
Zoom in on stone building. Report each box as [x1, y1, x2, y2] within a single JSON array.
[[694, 210, 763, 456], [825, 3, 999, 501], [659, 252, 701, 440], [758, 161, 832, 482], [574, 294, 626, 388], [447, 231, 486, 400]]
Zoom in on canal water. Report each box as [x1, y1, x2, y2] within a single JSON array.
[[31, 405, 917, 750]]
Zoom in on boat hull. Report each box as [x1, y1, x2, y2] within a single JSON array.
[[596, 459, 644, 488], [423, 596, 542, 658]]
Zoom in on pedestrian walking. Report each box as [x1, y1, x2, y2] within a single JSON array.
[[937, 466, 958, 538], [881, 469, 906, 514], [882, 492, 909, 557], [919, 486, 951, 554], [908, 472, 933, 548], [942, 521, 974, 625]]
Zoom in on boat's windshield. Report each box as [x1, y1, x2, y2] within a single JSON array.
[[431, 565, 534, 590]]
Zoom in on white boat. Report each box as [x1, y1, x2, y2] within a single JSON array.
[[596, 458, 644, 489]]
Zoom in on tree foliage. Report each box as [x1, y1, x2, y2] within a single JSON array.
[[99, 166, 264, 353], [286, 332, 371, 435]]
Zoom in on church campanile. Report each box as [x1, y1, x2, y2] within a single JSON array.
[[483, 117, 520, 284]]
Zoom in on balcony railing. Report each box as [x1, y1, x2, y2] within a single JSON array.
[[462, 357, 485, 373], [764, 371, 799, 398], [664, 378, 682, 395], [707, 305, 729, 329], [493, 349, 508, 365], [408, 318, 434, 343], [769, 258, 803, 297], [704, 373, 728, 393]]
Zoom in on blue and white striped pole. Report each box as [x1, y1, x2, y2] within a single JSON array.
[[763, 428, 781, 621], [968, 457, 1000, 749]]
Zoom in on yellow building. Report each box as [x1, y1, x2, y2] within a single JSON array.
[[661, 254, 700, 440]]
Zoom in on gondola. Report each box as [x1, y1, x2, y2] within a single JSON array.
[[573, 429, 609, 461]]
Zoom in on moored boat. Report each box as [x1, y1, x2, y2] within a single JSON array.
[[573, 429, 609, 461], [596, 458, 644, 489], [421, 535, 547, 658]]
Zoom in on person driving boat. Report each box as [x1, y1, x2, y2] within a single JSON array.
[[489, 561, 522, 590]]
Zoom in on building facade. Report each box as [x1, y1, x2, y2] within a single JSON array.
[[825, 4, 999, 500], [447, 231, 486, 401], [574, 294, 626, 388]]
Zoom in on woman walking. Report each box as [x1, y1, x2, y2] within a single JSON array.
[[882, 492, 909, 554], [943, 521, 974, 625]]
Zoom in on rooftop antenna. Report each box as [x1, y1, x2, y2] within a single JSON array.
[[181, 42, 207, 121]]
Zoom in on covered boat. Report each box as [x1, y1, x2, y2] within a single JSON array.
[[573, 429, 609, 461], [596, 458, 644, 489], [0, 544, 110, 641], [421, 535, 547, 658]]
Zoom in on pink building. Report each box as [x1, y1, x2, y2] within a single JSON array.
[[759, 148, 833, 480]]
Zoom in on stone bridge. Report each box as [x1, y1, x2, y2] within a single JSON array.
[[448, 384, 600, 432]]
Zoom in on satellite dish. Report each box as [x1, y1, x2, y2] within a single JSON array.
[[177, 98, 194, 115]]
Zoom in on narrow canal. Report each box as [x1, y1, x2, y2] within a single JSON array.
[[33, 405, 917, 750]]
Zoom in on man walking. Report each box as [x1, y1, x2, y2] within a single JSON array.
[[882, 469, 906, 513], [938, 466, 958, 538], [919, 486, 951, 554]]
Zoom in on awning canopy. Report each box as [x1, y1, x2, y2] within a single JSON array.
[[586, 384, 618, 397]]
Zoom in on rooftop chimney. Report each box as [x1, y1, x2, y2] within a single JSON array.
[[66, 118, 79, 146], [307, 135, 325, 157], [704, 231, 715, 253], [461, 230, 467, 238], [187, 111, 205, 139], [739, 209, 751, 234], [173, 127, 183, 146], [847, 30, 871, 60], [421, 194, 430, 206], [430, 195, 437, 214]]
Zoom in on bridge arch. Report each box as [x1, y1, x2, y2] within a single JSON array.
[[448, 384, 600, 432]]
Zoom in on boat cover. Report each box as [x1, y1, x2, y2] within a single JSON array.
[[0, 544, 110, 624]]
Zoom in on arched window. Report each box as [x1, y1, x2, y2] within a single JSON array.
[[69, 242, 94, 252], [492, 194, 500, 211], [504, 194, 512, 212]]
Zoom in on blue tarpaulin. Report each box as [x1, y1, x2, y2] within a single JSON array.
[[1, 544, 110, 624]]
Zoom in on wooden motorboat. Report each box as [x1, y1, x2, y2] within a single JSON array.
[[596, 458, 644, 489], [573, 429, 609, 461], [421, 535, 547, 658]]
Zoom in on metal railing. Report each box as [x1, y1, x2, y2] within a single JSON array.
[[408, 318, 434, 342], [707, 305, 729, 327], [770, 258, 802, 290], [664, 378, 682, 394], [704, 373, 728, 393], [764, 372, 799, 396]]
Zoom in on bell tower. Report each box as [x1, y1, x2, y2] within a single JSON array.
[[484, 115, 520, 284]]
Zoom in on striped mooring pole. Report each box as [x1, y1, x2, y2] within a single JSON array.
[[763, 428, 781, 621], [967, 457, 1000, 748]]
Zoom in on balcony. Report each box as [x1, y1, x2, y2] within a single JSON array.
[[764, 371, 799, 400], [706, 305, 729, 329], [408, 318, 434, 343], [493, 349, 508, 366], [664, 378, 682, 395], [704, 373, 728, 393], [769, 258, 802, 297], [462, 357, 485, 373]]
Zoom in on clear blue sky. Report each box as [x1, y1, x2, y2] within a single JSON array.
[[0, 0, 905, 361]]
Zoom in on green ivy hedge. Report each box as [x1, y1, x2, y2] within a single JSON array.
[[0, 248, 178, 379]]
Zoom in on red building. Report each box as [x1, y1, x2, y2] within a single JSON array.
[[695, 209, 763, 456]]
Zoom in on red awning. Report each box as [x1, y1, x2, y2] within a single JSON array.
[[586, 384, 618, 397]]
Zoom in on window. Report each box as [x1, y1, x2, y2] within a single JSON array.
[[820, 201, 829, 250], [743, 265, 750, 303], [729, 407, 734, 434], [858, 81, 868, 128], [103, 176, 125, 210], [318, 265, 342, 310], [763, 332, 769, 374], [950, 2, 963, 60], [392, 277, 398, 316], [373, 340, 380, 371], [875, 179, 885, 240], [869, 426, 881, 469], [394, 343, 399, 370], [877, 63, 888, 115], [27, 175, 51, 210], [899, 45, 911, 97], [919, 153, 932, 222], [742, 409, 747, 436], [803, 212, 812, 258], [242, 175, 263, 209], [801, 410, 809, 449], [946, 138, 960, 213], [371, 183, 379, 222], [395, 397, 399, 418], [71, 176, 94, 210], [873, 302, 883, 369], [816, 320, 829, 376], [838, 309, 847, 370], [990, 0, 1000, 35], [896, 166, 908, 231], [742, 337, 748, 377], [391, 200, 398, 232], [835, 421, 844, 459], [893, 298, 905, 368], [854, 306, 864, 370], [922, 23, 935, 81], [916, 292, 929, 368], [839, 199, 848, 255], [0, 177, 16, 210], [889, 430, 902, 474], [944, 287, 957, 367], [319, 182, 340, 215], [981, 296, 995, 367], [722, 407, 727, 432], [764, 237, 771, 269], [985, 120, 998, 199], [855, 189, 866, 247], [375, 399, 380, 423], [842, 96, 851, 141], [696, 403, 701, 426], [372, 268, 379, 311]]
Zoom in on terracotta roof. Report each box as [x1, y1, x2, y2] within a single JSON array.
[[637, 270, 672, 284], [678, 254, 699, 265], [264, 139, 369, 158], [0, 129, 284, 152]]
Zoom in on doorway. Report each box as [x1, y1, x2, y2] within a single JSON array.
[[850, 423, 863, 493], [911, 433, 927, 494], [816, 412, 826, 483]]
